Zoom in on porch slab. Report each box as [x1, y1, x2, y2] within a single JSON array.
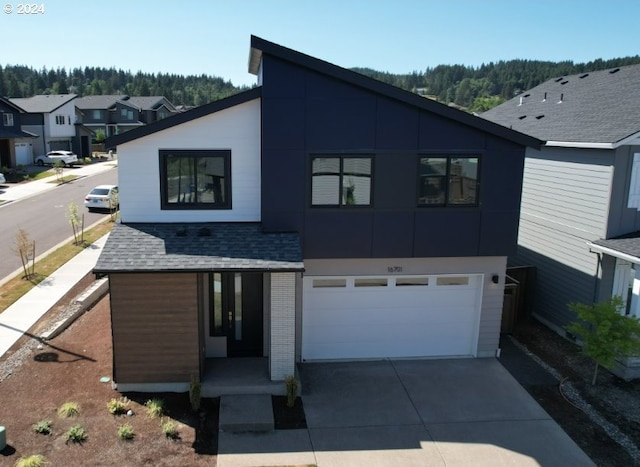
[[202, 358, 286, 397], [219, 394, 274, 433]]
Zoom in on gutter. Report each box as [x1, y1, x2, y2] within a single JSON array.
[[587, 241, 640, 264]]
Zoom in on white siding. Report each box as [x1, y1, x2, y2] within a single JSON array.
[[303, 256, 506, 357], [48, 101, 76, 138], [117, 98, 261, 223], [270, 273, 296, 380]]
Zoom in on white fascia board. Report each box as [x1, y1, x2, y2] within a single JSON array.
[[587, 241, 640, 265], [545, 141, 614, 149]]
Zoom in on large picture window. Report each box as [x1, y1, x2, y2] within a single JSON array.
[[160, 149, 231, 210], [418, 156, 478, 206], [311, 156, 372, 206]]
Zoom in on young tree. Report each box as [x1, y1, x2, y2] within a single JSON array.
[[66, 202, 84, 245], [567, 297, 640, 385], [53, 159, 65, 182], [13, 228, 36, 279]]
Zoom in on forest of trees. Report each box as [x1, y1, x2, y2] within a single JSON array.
[[1, 55, 640, 111]]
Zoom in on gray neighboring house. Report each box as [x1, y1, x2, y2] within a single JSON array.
[[75, 95, 178, 139], [10, 94, 78, 161], [483, 64, 640, 379]]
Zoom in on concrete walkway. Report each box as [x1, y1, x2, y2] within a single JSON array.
[[0, 235, 108, 358]]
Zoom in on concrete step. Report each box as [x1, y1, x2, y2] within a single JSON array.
[[219, 394, 274, 433]]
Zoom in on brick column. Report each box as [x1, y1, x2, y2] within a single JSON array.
[[269, 272, 296, 381]]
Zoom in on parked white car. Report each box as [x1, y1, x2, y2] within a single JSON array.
[[84, 185, 119, 211], [35, 150, 78, 167], [0, 172, 5, 184]]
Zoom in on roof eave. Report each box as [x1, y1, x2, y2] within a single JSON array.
[[587, 241, 640, 265]]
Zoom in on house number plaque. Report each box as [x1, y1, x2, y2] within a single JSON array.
[[387, 266, 403, 273]]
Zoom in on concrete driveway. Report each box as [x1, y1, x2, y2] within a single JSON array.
[[218, 359, 594, 466]]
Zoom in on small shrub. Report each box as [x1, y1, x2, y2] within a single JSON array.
[[65, 424, 87, 444], [32, 420, 52, 435], [189, 375, 201, 412], [285, 375, 299, 408], [57, 401, 80, 418], [161, 420, 179, 439], [84, 157, 92, 164], [117, 423, 135, 441], [144, 398, 164, 418], [107, 396, 130, 415], [14, 454, 46, 467]]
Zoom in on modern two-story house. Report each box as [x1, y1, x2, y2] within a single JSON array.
[[0, 96, 37, 168], [483, 63, 640, 379], [10, 94, 78, 160], [98, 36, 541, 393], [75, 95, 178, 139]]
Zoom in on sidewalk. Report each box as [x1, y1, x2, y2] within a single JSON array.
[[0, 160, 116, 360], [0, 234, 109, 359]]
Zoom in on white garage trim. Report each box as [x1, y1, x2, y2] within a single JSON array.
[[302, 274, 483, 361]]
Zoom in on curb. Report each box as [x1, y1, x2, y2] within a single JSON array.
[[40, 277, 109, 341]]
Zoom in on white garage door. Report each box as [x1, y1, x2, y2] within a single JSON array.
[[15, 143, 32, 166], [302, 274, 482, 360]]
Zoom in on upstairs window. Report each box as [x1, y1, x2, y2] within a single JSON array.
[[311, 156, 372, 206], [55, 115, 65, 125], [2, 113, 14, 126], [159, 150, 231, 210], [92, 110, 102, 120], [418, 156, 479, 206]]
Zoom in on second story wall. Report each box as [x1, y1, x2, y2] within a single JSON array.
[[47, 100, 76, 138], [118, 98, 261, 223], [259, 55, 529, 259]]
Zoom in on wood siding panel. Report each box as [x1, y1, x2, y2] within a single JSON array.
[[110, 273, 199, 384], [117, 98, 261, 223]]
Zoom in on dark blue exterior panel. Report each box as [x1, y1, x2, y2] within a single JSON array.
[[260, 54, 527, 259]]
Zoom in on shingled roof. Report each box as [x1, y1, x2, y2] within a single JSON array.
[[482, 64, 640, 147], [94, 222, 304, 273], [11, 94, 77, 113]]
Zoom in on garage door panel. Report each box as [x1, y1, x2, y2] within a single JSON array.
[[302, 274, 482, 360]]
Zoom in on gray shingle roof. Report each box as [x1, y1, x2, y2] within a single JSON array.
[[593, 231, 640, 260], [11, 94, 77, 113], [481, 64, 640, 144], [127, 96, 176, 112], [74, 95, 128, 110], [94, 222, 304, 273]]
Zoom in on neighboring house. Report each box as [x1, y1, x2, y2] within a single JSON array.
[[0, 96, 38, 168], [97, 36, 541, 393], [75, 95, 178, 139], [482, 64, 640, 379], [10, 94, 78, 160]]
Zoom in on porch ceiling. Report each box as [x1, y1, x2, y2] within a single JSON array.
[[94, 222, 304, 273]]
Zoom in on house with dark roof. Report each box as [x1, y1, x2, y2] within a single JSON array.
[[9, 94, 78, 162], [0, 96, 38, 168], [482, 64, 640, 379], [97, 36, 541, 394], [75, 95, 178, 140]]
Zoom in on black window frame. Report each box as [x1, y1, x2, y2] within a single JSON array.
[[417, 155, 480, 207], [159, 149, 232, 210], [310, 155, 373, 208]]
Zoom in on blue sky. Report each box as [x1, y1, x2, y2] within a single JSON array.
[[1, 1, 639, 87]]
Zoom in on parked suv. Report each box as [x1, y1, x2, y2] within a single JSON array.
[[35, 150, 78, 167]]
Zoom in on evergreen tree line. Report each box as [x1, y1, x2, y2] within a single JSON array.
[[1, 55, 640, 111], [0, 65, 247, 106]]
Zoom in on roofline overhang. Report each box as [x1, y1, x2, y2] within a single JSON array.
[[545, 131, 640, 150], [94, 266, 305, 274], [587, 241, 640, 264]]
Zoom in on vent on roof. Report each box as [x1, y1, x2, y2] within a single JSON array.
[[176, 228, 188, 237], [198, 227, 211, 237], [555, 77, 564, 82], [524, 93, 531, 98], [518, 96, 523, 106], [542, 92, 547, 102], [535, 115, 545, 120], [561, 80, 569, 85], [579, 73, 589, 79], [558, 93, 564, 104], [609, 68, 620, 74], [518, 115, 527, 120]]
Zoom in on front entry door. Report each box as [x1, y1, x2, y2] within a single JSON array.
[[219, 272, 263, 357]]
